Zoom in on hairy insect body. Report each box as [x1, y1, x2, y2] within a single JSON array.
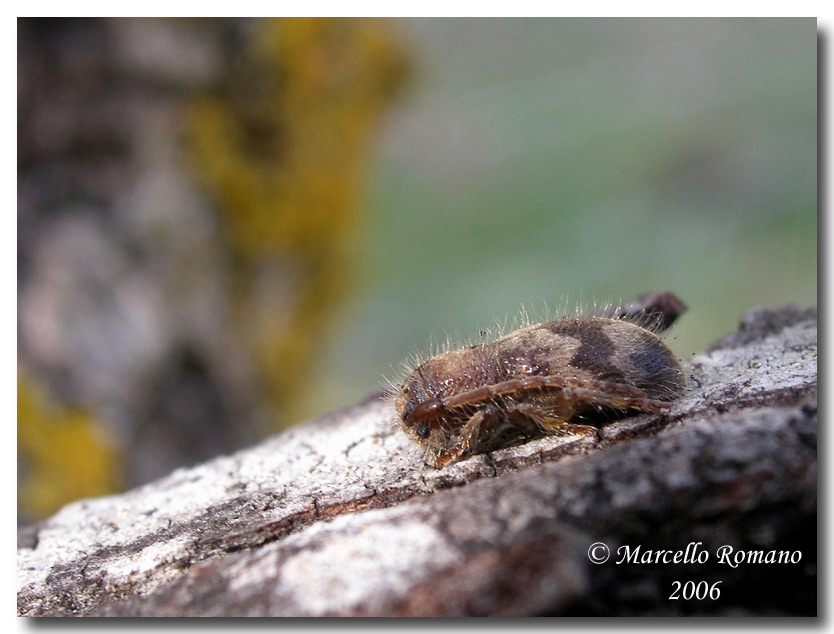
[[395, 316, 687, 468]]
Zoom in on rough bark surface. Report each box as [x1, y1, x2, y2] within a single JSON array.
[[17, 305, 817, 617]]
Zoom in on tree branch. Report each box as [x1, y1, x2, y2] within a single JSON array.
[[17, 305, 817, 616]]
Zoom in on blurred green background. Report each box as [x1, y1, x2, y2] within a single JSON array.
[[312, 17, 817, 414], [17, 17, 816, 519]]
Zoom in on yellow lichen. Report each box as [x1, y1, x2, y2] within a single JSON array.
[[18, 371, 123, 519], [187, 17, 408, 426]]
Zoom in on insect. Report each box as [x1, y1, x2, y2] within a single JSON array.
[[393, 292, 688, 468]]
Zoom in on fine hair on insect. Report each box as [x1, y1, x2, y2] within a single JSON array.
[[389, 292, 688, 468]]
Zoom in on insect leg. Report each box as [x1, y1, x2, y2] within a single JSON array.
[[562, 386, 673, 415], [442, 376, 666, 411], [510, 402, 598, 437], [433, 406, 499, 468]]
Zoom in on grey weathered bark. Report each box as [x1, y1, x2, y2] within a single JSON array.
[[17, 305, 817, 616]]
